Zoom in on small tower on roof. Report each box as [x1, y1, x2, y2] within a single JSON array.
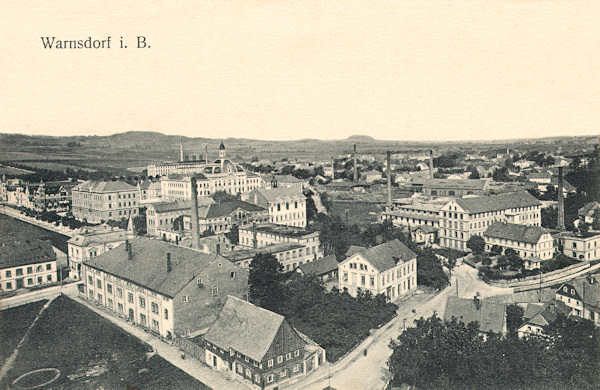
[[219, 141, 226, 159]]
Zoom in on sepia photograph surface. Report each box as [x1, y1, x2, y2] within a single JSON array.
[[1, 1, 599, 389]]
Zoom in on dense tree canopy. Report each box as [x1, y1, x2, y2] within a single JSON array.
[[466, 235, 486, 254], [416, 248, 449, 290]]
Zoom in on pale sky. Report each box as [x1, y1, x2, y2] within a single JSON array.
[[1, 1, 599, 141]]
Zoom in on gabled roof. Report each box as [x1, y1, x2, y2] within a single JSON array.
[[412, 178, 489, 190], [0, 239, 56, 269], [556, 278, 600, 308], [521, 300, 570, 328], [347, 239, 416, 272], [453, 191, 540, 214], [204, 200, 265, 219], [578, 201, 600, 217], [85, 237, 229, 298], [444, 296, 506, 334], [67, 229, 128, 247], [345, 246, 366, 258], [250, 187, 306, 201], [73, 180, 136, 193], [297, 255, 338, 276], [149, 198, 215, 213], [202, 296, 291, 362], [413, 225, 438, 234], [224, 242, 304, 263], [483, 222, 548, 244]]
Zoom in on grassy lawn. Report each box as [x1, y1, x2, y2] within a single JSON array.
[[0, 213, 70, 253], [0, 300, 48, 363], [1, 296, 208, 390]]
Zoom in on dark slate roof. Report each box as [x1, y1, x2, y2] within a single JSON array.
[[250, 187, 306, 201], [297, 255, 339, 276], [0, 239, 56, 269], [85, 237, 228, 298], [345, 246, 366, 258], [483, 222, 548, 244], [556, 278, 600, 309], [350, 239, 416, 272], [444, 296, 506, 334], [73, 180, 136, 193], [224, 243, 304, 263], [67, 229, 128, 246], [412, 178, 489, 190], [578, 201, 600, 217], [204, 200, 265, 219], [202, 296, 290, 362], [243, 223, 315, 238], [455, 191, 540, 214], [150, 198, 215, 213], [521, 300, 570, 328], [165, 173, 208, 180]]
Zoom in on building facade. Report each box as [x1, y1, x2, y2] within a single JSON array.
[[182, 200, 268, 234], [338, 239, 417, 301], [246, 188, 307, 228], [71, 181, 139, 223], [483, 222, 554, 267], [0, 239, 57, 292], [555, 278, 600, 326], [146, 198, 215, 236], [439, 192, 541, 251], [200, 296, 326, 390], [561, 232, 600, 261], [82, 238, 249, 339]]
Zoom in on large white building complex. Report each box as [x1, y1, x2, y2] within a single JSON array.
[[71, 180, 139, 223]]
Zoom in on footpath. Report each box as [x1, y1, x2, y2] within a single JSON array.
[[0, 204, 75, 237]]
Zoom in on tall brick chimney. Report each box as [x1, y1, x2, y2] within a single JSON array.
[[205, 145, 208, 163], [353, 144, 358, 182], [191, 177, 200, 249], [252, 222, 258, 249], [429, 150, 434, 179], [556, 166, 566, 231], [386, 151, 392, 211], [331, 158, 335, 180]]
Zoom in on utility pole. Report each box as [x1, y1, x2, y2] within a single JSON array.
[[456, 279, 459, 297]]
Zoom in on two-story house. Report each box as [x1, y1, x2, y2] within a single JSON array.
[[246, 188, 307, 228], [338, 239, 417, 301]]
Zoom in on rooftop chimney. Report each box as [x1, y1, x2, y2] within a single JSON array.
[[386, 151, 392, 211], [167, 253, 172, 272], [556, 166, 566, 231], [353, 144, 358, 182], [252, 222, 258, 249], [429, 150, 434, 179], [127, 240, 133, 261], [191, 177, 200, 249]]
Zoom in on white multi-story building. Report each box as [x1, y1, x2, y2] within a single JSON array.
[[0, 239, 57, 292], [338, 239, 417, 301], [246, 188, 307, 228], [71, 181, 139, 223], [67, 224, 132, 279], [82, 237, 248, 339], [561, 232, 600, 261], [380, 201, 444, 229], [483, 222, 554, 269], [439, 192, 541, 251], [238, 223, 322, 259]]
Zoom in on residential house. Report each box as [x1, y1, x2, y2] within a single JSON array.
[[246, 188, 307, 228], [263, 174, 306, 191], [410, 225, 438, 245], [578, 201, 600, 225], [137, 180, 162, 204], [67, 224, 132, 279], [363, 170, 383, 183], [561, 232, 600, 261], [483, 222, 554, 268], [439, 191, 542, 251], [295, 254, 339, 282], [338, 239, 417, 301], [0, 238, 57, 292], [444, 296, 507, 336], [199, 296, 326, 389], [555, 278, 600, 326], [71, 181, 139, 223], [82, 237, 249, 339], [517, 300, 571, 338]]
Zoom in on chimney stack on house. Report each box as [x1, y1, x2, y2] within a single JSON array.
[[252, 222, 258, 249], [557, 166, 566, 231], [353, 144, 358, 182], [126, 240, 133, 261], [386, 151, 392, 211], [429, 150, 434, 179], [191, 177, 200, 249], [167, 253, 172, 273]]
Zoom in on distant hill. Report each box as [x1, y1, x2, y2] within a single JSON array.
[[347, 135, 375, 142]]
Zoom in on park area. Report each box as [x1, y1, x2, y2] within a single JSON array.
[[0, 296, 207, 389]]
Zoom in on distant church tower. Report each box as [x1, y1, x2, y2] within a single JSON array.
[[219, 141, 226, 159]]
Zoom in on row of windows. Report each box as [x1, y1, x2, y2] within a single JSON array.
[[3, 263, 52, 278], [267, 350, 301, 368], [0, 275, 53, 290]]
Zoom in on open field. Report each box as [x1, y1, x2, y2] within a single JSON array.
[[0, 300, 48, 363], [0, 165, 34, 176], [331, 200, 384, 226], [0, 213, 70, 253], [0, 296, 208, 390]]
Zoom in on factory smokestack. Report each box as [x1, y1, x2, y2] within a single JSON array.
[[386, 151, 392, 211], [205, 145, 208, 164], [353, 144, 358, 182], [556, 166, 565, 231], [331, 158, 335, 180], [191, 177, 200, 249], [429, 150, 434, 179]]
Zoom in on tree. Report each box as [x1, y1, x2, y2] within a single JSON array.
[[416, 248, 449, 290], [466, 235, 485, 254], [212, 190, 238, 203], [226, 224, 239, 245], [490, 245, 503, 255], [592, 208, 600, 230], [506, 304, 524, 335], [248, 253, 287, 314]]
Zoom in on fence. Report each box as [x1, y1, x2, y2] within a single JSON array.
[[173, 337, 206, 363], [486, 261, 590, 288]]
